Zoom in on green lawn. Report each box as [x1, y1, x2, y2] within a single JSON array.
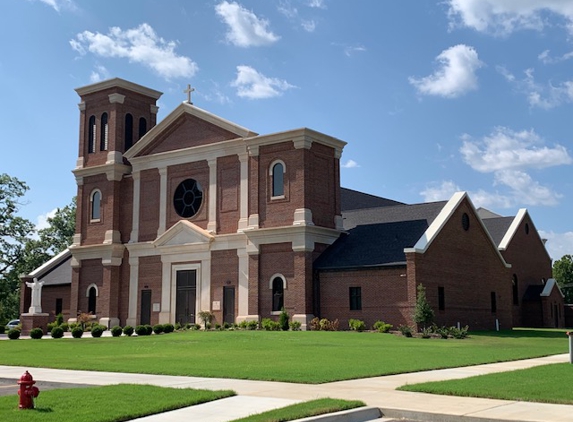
[[229, 398, 365, 422], [0, 329, 568, 383], [0, 384, 234, 422], [399, 363, 573, 405]]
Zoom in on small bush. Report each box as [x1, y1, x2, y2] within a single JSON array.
[[261, 318, 280, 331], [279, 308, 289, 331], [348, 319, 366, 332], [174, 322, 182, 331], [91, 325, 105, 338], [71, 327, 84, 338], [51, 326, 64, 338], [55, 313, 64, 326], [398, 324, 413, 337], [47, 322, 57, 332], [111, 326, 123, 337], [8, 328, 20, 340], [30, 328, 44, 339], [246, 320, 258, 330], [135, 325, 147, 336], [215, 323, 222, 330], [435, 325, 450, 339], [68, 322, 79, 331], [60, 322, 69, 332], [421, 327, 433, 338], [222, 322, 231, 330], [449, 325, 469, 339], [163, 323, 175, 333], [123, 325, 134, 336], [289, 321, 302, 331], [309, 317, 339, 331], [238, 320, 248, 330], [145, 324, 153, 335], [153, 324, 164, 334], [373, 321, 393, 333]]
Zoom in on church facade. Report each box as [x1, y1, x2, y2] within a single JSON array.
[[20, 78, 563, 331]]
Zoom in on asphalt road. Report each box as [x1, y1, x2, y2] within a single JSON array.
[[0, 377, 94, 397]]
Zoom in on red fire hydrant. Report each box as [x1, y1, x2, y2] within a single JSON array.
[[17, 371, 40, 409]]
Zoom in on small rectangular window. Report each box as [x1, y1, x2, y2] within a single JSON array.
[[438, 287, 445, 311], [491, 291, 497, 313], [55, 298, 63, 316], [349, 287, 362, 311]]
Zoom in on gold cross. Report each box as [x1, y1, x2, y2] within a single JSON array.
[[184, 84, 195, 104]]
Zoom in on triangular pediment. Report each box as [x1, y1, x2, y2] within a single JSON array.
[[125, 103, 257, 159], [153, 220, 214, 247]]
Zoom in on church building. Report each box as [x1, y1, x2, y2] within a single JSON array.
[[20, 78, 563, 331]]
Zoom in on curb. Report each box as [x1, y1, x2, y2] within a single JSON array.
[[292, 406, 382, 422], [381, 407, 524, 422]]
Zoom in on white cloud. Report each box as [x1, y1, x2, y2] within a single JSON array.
[[538, 49, 573, 64], [33, 0, 73, 12], [301, 20, 316, 32], [215, 1, 280, 47], [409, 44, 483, 98], [231, 65, 295, 99], [89, 64, 110, 83], [494, 169, 562, 206], [420, 181, 513, 209], [277, 1, 298, 18], [539, 230, 573, 260], [35, 208, 57, 231], [70, 23, 198, 80], [308, 0, 327, 9], [341, 159, 360, 169], [446, 0, 573, 36], [420, 180, 461, 202], [460, 127, 572, 173]]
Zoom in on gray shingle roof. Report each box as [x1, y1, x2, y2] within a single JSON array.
[[482, 217, 514, 247], [340, 187, 404, 211]]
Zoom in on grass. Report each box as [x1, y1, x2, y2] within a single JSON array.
[[0, 384, 234, 422], [229, 398, 365, 422], [399, 363, 573, 405], [0, 329, 568, 383]]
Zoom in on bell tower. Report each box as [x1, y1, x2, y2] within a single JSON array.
[[69, 78, 162, 327]]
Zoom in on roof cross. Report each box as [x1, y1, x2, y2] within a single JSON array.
[[184, 84, 195, 104]]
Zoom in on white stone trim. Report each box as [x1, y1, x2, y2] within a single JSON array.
[[78, 102, 86, 111], [126, 256, 139, 327], [541, 278, 565, 298], [103, 230, 121, 244], [499, 209, 527, 251], [73, 162, 131, 183], [150, 105, 159, 114], [157, 167, 168, 237], [237, 248, 249, 319], [167, 262, 202, 325], [86, 283, 99, 297], [208, 158, 217, 233], [293, 208, 314, 226], [108, 93, 125, 104], [269, 273, 287, 289], [106, 151, 123, 165], [75, 77, 163, 100], [238, 153, 249, 231]]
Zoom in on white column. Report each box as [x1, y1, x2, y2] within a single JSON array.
[[130, 171, 141, 242], [207, 159, 217, 233], [159, 260, 171, 324], [200, 257, 211, 312], [157, 167, 167, 237], [126, 257, 139, 326], [237, 248, 249, 318], [238, 153, 249, 231]]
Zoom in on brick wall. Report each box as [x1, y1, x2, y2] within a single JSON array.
[[217, 155, 240, 234], [137, 255, 162, 326], [40, 285, 71, 321], [210, 250, 239, 324], [138, 169, 160, 241], [77, 259, 103, 316], [258, 243, 295, 317]]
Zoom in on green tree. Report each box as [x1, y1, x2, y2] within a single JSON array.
[[414, 283, 434, 330], [553, 255, 573, 303]]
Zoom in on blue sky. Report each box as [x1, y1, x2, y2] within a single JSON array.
[[2, 0, 573, 260]]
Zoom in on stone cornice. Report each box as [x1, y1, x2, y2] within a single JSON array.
[[73, 162, 131, 183], [75, 78, 163, 100], [69, 243, 125, 267]]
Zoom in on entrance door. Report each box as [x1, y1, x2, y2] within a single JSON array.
[[223, 286, 235, 325], [176, 270, 196, 325], [141, 290, 152, 325]]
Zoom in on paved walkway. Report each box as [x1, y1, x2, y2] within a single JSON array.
[[0, 353, 570, 421]]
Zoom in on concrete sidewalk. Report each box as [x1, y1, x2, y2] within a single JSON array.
[[0, 353, 570, 421]]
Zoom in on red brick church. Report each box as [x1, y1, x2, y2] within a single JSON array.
[[20, 78, 564, 331]]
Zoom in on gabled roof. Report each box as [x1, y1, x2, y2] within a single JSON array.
[[477, 207, 503, 219], [26, 248, 72, 286], [153, 220, 214, 247], [522, 279, 564, 301], [482, 216, 514, 247], [125, 102, 258, 159], [340, 188, 405, 211], [342, 201, 446, 230]]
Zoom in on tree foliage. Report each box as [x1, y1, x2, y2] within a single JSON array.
[[553, 255, 573, 303], [414, 283, 434, 330]]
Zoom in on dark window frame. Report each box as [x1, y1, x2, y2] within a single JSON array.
[[125, 113, 134, 150], [349, 287, 362, 311], [88, 115, 96, 153], [438, 286, 445, 311], [100, 112, 108, 151], [271, 162, 284, 198], [272, 277, 284, 312], [491, 291, 497, 313]]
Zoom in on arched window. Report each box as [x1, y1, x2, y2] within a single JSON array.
[[86, 284, 98, 314], [270, 274, 286, 312], [100, 112, 108, 151], [124, 113, 133, 150], [90, 190, 101, 221], [270, 160, 285, 198], [512, 274, 519, 305], [138, 117, 147, 139], [88, 115, 96, 153]]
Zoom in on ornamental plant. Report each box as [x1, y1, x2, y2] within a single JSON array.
[[51, 326, 64, 339], [30, 328, 43, 339], [71, 326, 84, 338], [279, 308, 289, 331], [414, 283, 434, 330], [8, 328, 20, 340], [122, 325, 134, 336], [91, 325, 105, 338], [111, 325, 123, 337]]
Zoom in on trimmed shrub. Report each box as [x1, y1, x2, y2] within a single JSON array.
[[55, 313, 64, 326], [145, 324, 153, 335], [153, 324, 164, 334], [174, 322, 182, 331], [30, 328, 44, 339], [279, 308, 289, 331], [8, 328, 20, 340], [261, 318, 280, 331], [91, 325, 105, 338], [348, 319, 366, 332], [123, 325, 134, 336], [47, 322, 57, 332], [246, 320, 258, 330], [289, 321, 301, 331], [163, 323, 175, 333], [421, 327, 433, 338], [71, 327, 84, 338], [68, 322, 79, 331], [398, 324, 413, 337], [222, 322, 231, 330], [373, 321, 393, 333], [60, 322, 69, 332], [135, 325, 147, 336], [449, 325, 469, 339], [435, 326, 450, 339], [111, 326, 123, 337], [51, 326, 65, 339]]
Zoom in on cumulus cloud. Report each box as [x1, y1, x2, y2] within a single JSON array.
[[460, 127, 572, 173], [341, 159, 360, 169], [497, 66, 573, 109], [35, 208, 57, 231], [420, 180, 461, 202], [308, 0, 327, 8], [409, 44, 483, 98], [420, 180, 514, 209], [90, 64, 110, 83], [301, 20, 316, 32], [446, 0, 573, 36], [539, 230, 573, 259], [231, 65, 295, 99], [70, 24, 198, 80], [216, 1, 280, 47]]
